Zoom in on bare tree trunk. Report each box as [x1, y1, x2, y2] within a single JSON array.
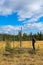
[[20, 27, 22, 48], [13, 35, 15, 49]]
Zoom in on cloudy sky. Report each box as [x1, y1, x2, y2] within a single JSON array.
[[0, 0, 43, 34]]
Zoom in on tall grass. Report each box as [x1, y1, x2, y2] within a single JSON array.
[[5, 40, 11, 51]]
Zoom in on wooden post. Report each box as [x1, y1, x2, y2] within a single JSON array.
[[20, 27, 22, 48], [13, 35, 15, 49]]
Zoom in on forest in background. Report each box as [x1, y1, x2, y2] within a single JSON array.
[[0, 32, 43, 41]]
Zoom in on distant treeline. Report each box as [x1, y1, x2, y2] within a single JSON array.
[[0, 32, 43, 41]]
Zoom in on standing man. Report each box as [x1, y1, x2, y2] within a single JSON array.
[[32, 35, 36, 51]]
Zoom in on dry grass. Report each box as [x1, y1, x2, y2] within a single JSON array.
[[0, 41, 43, 49], [0, 41, 43, 65]]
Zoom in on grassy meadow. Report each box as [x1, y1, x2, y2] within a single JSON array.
[[0, 41, 43, 65]]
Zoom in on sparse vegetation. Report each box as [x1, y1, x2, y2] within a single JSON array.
[[5, 40, 11, 51], [0, 41, 43, 65]]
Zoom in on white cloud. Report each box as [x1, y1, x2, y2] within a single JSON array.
[[0, 0, 43, 21], [0, 24, 43, 35], [0, 25, 22, 35], [23, 13, 43, 24], [24, 22, 43, 30], [0, 0, 5, 5], [0, 0, 43, 34], [17, 0, 43, 21]]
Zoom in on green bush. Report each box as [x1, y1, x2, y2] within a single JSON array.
[[5, 40, 11, 51]]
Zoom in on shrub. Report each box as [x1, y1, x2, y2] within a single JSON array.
[[5, 40, 11, 51]]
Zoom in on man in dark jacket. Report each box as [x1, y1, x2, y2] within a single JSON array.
[[32, 35, 36, 51]]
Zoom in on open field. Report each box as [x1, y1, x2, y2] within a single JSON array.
[[0, 41, 43, 65], [0, 41, 43, 48]]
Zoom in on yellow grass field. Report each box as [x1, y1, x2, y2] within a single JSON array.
[[0, 41, 43, 49], [0, 41, 43, 65]]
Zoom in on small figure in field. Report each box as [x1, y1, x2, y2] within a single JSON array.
[[32, 35, 36, 51]]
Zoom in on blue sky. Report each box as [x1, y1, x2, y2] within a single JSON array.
[[0, 0, 43, 35], [0, 13, 22, 26]]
